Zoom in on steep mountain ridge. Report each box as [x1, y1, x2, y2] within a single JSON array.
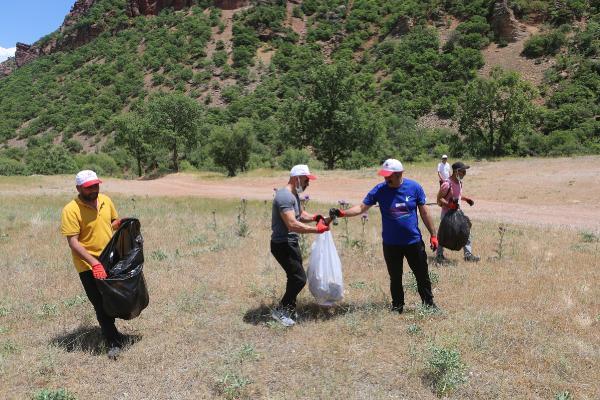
[[0, 0, 597, 176]]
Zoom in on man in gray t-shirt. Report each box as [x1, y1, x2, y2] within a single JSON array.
[[269, 164, 330, 327], [271, 188, 301, 243]]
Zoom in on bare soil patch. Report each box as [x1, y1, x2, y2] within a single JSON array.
[[3, 157, 599, 231], [480, 24, 555, 87]]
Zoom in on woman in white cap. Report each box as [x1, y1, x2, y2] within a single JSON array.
[[332, 159, 439, 313]]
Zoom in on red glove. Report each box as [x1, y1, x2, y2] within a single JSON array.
[[91, 263, 107, 280], [447, 200, 459, 210], [112, 219, 122, 230], [334, 208, 346, 217], [316, 219, 330, 233], [312, 214, 324, 222], [464, 198, 474, 206], [430, 236, 438, 251]]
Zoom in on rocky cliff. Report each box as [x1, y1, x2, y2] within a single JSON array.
[[0, 57, 16, 77], [10, 0, 102, 69], [214, 0, 250, 10], [490, 0, 527, 42], [2, 0, 250, 76], [126, 0, 194, 17]]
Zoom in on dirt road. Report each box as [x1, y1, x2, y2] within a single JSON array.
[[2, 157, 599, 231]]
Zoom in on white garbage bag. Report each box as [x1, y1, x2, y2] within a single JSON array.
[[307, 231, 343, 306]]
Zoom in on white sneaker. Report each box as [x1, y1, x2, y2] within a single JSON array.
[[271, 308, 296, 327]]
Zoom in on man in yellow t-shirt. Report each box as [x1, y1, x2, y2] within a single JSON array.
[[60, 170, 124, 359]]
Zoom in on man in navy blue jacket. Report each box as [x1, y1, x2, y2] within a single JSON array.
[[333, 159, 439, 313]]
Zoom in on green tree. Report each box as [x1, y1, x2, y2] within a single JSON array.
[[146, 93, 202, 172], [209, 120, 254, 177], [114, 113, 152, 177], [456, 68, 538, 156], [288, 63, 384, 169]]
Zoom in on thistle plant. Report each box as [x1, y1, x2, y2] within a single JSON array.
[[338, 200, 351, 246], [236, 198, 250, 237], [494, 224, 507, 260]]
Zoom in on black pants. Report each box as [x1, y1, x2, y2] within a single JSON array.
[[382, 241, 434, 308], [79, 270, 121, 346], [270, 240, 306, 310]]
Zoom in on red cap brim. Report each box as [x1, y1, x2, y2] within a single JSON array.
[[377, 170, 394, 177], [81, 179, 102, 188], [307, 174, 317, 180]]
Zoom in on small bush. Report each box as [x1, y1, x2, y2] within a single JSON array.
[[32, 388, 76, 400], [277, 148, 310, 170], [0, 157, 28, 176], [523, 31, 566, 58], [215, 371, 252, 400], [425, 345, 467, 397], [212, 50, 228, 67], [555, 391, 573, 400], [75, 153, 119, 176]]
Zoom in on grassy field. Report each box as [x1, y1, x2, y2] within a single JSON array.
[[0, 192, 598, 399]]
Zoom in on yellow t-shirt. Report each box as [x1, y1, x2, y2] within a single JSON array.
[[60, 193, 118, 272]]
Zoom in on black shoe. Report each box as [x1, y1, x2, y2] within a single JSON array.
[[391, 305, 404, 314], [107, 345, 121, 360], [435, 255, 449, 265], [464, 254, 480, 262]]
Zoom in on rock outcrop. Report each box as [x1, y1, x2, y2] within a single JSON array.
[[126, 0, 194, 16], [214, 0, 250, 10], [62, 0, 98, 30], [15, 43, 41, 67], [490, 0, 527, 43], [11, 0, 102, 69], [0, 58, 16, 77], [1, 0, 250, 77]]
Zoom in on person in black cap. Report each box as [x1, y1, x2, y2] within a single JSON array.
[[435, 161, 480, 263]]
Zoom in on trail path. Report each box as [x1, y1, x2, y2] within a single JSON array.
[[2, 157, 599, 231]]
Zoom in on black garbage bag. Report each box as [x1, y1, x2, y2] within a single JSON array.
[[96, 218, 149, 320], [438, 210, 472, 251]]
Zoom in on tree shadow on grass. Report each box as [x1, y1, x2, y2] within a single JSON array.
[[243, 301, 391, 326], [50, 326, 142, 355]]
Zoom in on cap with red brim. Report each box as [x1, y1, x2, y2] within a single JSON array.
[[377, 159, 404, 177], [81, 179, 102, 187], [290, 164, 317, 180], [75, 170, 102, 187]]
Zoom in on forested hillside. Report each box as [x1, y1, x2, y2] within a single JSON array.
[[0, 0, 598, 177]]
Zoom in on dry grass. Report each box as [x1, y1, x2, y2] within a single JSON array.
[[0, 192, 599, 399]]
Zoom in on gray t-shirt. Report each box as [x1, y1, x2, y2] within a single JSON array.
[[271, 188, 301, 243]]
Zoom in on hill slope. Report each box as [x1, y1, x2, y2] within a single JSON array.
[[0, 0, 598, 176]]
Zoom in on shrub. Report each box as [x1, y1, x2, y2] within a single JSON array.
[[425, 345, 467, 397], [0, 157, 28, 176], [32, 388, 77, 400], [212, 50, 228, 67], [522, 31, 566, 58], [25, 146, 78, 175], [74, 153, 120, 176], [546, 130, 582, 155], [278, 148, 311, 170]]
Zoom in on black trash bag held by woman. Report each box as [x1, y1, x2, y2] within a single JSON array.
[[438, 210, 472, 251], [97, 218, 149, 320]]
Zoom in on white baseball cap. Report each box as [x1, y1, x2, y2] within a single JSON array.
[[75, 170, 102, 187], [290, 164, 317, 180], [442, 154, 448, 159], [377, 159, 404, 177]]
